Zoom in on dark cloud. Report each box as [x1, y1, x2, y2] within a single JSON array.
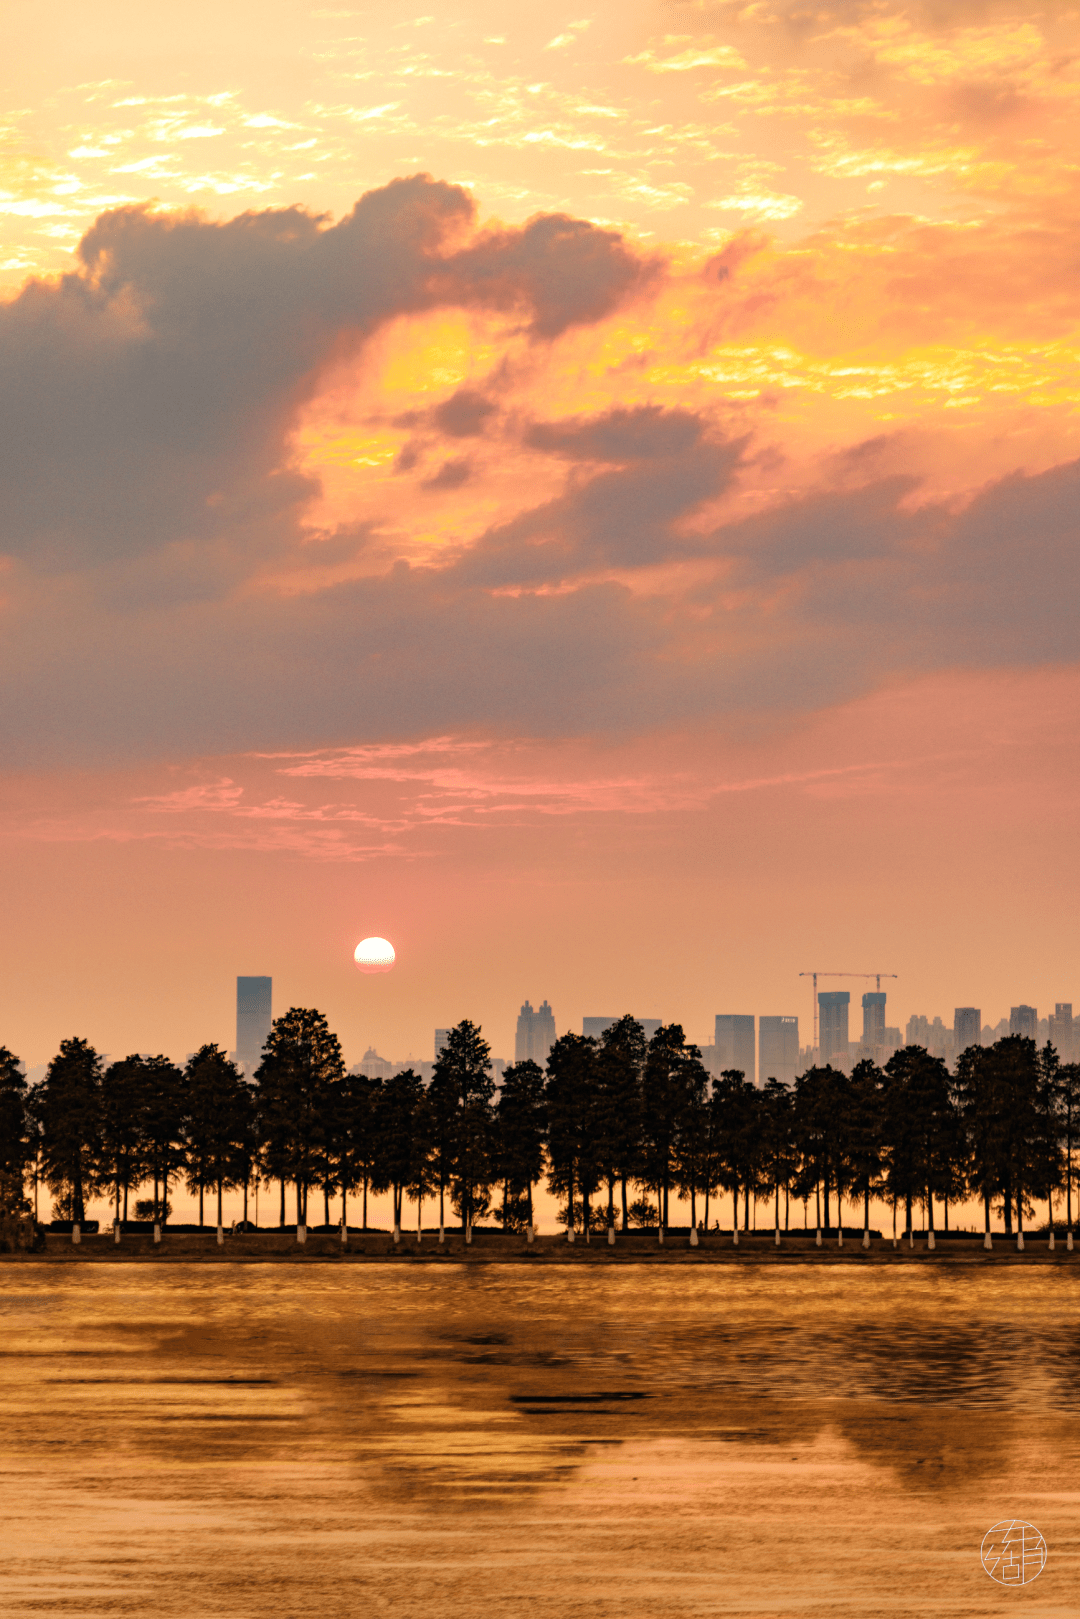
[[449, 213, 656, 339], [422, 458, 472, 491], [0, 176, 648, 574], [432, 389, 497, 437], [526, 405, 703, 462]]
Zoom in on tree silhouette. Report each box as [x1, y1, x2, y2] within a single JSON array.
[[545, 1033, 599, 1233], [495, 1060, 546, 1229], [0, 1047, 31, 1217], [595, 1017, 646, 1229], [640, 1025, 705, 1231], [184, 1046, 253, 1229], [432, 1020, 494, 1232], [139, 1055, 187, 1227], [37, 1038, 105, 1223], [100, 1057, 151, 1223], [255, 1008, 344, 1225]]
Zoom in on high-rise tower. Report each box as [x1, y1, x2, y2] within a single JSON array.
[[236, 976, 272, 1076], [759, 1016, 799, 1086], [861, 992, 886, 1053], [818, 992, 850, 1068], [515, 1000, 557, 1066], [716, 1014, 756, 1085], [1010, 1005, 1037, 1040], [954, 1007, 981, 1051]]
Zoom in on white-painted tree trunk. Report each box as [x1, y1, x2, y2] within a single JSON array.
[[72, 1223, 81, 1245]]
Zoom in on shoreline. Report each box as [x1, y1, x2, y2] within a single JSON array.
[[3, 1230, 1074, 1264]]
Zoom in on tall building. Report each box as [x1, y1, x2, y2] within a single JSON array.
[[235, 976, 271, 1076], [954, 1007, 981, 1051], [1049, 1003, 1075, 1060], [435, 1028, 450, 1059], [861, 992, 886, 1052], [716, 1014, 756, 1085], [818, 992, 849, 1068], [515, 999, 557, 1066], [582, 1016, 661, 1042], [1010, 1005, 1037, 1040], [355, 1047, 394, 1080], [759, 1016, 799, 1087]]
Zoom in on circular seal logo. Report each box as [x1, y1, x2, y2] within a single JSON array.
[[981, 1520, 1047, 1586]]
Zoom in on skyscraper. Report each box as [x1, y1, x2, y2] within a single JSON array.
[[954, 1007, 981, 1051], [716, 1014, 755, 1085], [861, 992, 886, 1053], [235, 976, 271, 1076], [759, 1016, 799, 1086], [1010, 1005, 1037, 1040], [515, 999, 557, 1065], [1049, 1003, 1075, 1060], [818, 992, 850, 1068], [435, 1028, 450, 1059]]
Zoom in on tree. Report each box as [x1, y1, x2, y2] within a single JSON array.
[[640, 1025, 705, 1230], [595, 1017, 646, 1229], [759, 1078, 797, 1233], [793, 1067, 846, 1232], [495, 1060, 546, 1230], [333, 1071, 382, 1230], [432, 1020, 495, 1232], [376, 1069, 428, 1232], [255, 1008, 344, 1224], [100, 1057, 150, 1224], [674, 1057, 713, 1228], [37, 1038, 105, 1223], [846, 1060, 884, 1235], [0, 1049, 30, 1217], [712, 1069, 759, 1231], [0, 1047, 31, 1217], [139, 1055, 187, 1227], [544, 1033, 600, 1233], [1060, 1063, 1080, 1234], [184, 1046, 253, 1229]]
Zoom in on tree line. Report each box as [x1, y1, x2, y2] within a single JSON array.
[[0, 1012, 1077, 1237]]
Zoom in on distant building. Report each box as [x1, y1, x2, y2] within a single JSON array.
[[515, 999, 557, 1066], [355, 1047, 394, 1080], [759, 1016, 799, 1087], [1049, 1003, 1075, 1060], [858, 992, 887, 1062], [236, 976, 272, 1076], [818, 994, 849, 1069], [883, 1026, 902, 1059], [1010, 1005, 1037, 1040], [435, 1028, 450, 1059], [582, 1016, 662, 1042], [954, 1007, 981, 1051], [697, 1042, 719, 1077], [716, 1014, 756, 1085]]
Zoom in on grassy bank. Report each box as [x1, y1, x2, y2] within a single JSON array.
[[3, 1229, 1074, 1263]]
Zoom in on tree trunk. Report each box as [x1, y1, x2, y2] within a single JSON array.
[[217, 1180, 223, 1228], [621, 1176, 628, 1232], [927, 1188, 935, 1233], [199, 1185, 204, 1228], [822, 1172, 830, 1232], [905, 1191, 912, 1236], [279, 1179, 286, 1227], [732, 1185, 738, 1230], [363, 1176, 369, 1232], [743, 1185, 749, 1232]]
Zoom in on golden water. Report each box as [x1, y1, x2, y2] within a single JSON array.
[[0, 1264, 1078, 1616]]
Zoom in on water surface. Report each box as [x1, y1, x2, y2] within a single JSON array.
[[0, 1264, 1077, 1616]]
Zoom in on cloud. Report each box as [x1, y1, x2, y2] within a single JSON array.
[[432, 388, 497, 437], [2, 176, 1080, 772], [0, 176, 650, 574]]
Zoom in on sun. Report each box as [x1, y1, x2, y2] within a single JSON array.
[[354, 936, 396, 974]]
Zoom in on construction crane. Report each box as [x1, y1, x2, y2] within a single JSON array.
[[799, 971, 898, 1051]]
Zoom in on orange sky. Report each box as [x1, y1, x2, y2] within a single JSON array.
[[2, 0, 1079, 1092]]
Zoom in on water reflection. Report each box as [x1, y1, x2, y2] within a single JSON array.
[[0, 1264, 1077, 1614]]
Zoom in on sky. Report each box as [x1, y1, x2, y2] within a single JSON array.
[[3, 0, 1080, 1098]]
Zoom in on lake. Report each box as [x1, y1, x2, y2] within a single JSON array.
[[0, 1263, 1077, 1615]]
